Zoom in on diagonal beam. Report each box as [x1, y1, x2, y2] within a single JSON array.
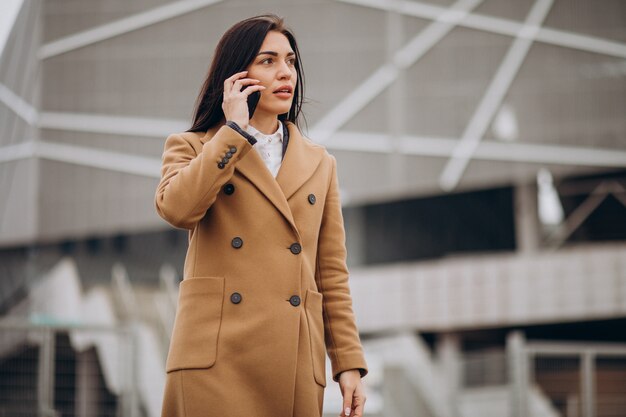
[[545, 181, 612, 248], [439, 0, 554, 191], [38, 0, 224, 59], [0, 82, 38, 125], [337, 0, 626, 59], [312, 0, 484, 144]]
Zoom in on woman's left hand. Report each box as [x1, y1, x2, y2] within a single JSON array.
[[338, 369, 366, 417]]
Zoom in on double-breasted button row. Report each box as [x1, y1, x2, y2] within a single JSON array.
[[230, 292, 242, 304], [217, 146, 237, 169], [232, 292, 300, 307], [232, 237, 300, 254]]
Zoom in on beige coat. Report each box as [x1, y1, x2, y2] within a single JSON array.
[[155, 121, 368, 417]]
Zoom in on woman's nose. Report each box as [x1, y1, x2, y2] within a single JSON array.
[[277, 61, 291, 79]]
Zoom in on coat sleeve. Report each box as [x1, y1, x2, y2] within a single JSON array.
[[316, 154, 369, 382], [155, 125, 254, 229]]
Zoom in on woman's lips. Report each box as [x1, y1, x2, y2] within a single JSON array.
[[273, 91, 292, 99]]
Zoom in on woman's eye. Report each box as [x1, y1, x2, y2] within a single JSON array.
[[261, 58, 273, 64]]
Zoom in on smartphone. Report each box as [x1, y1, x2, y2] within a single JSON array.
[[240, 86, 261, 119], [247, 91, 261, 119]]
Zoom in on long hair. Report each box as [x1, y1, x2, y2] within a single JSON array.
[[187, 14, 306, 133]]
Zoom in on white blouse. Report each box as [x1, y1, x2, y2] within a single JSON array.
[[245, 120, 284, 178]]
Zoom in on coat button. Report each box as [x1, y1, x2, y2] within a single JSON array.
[[289, 295, 301, 307], [221, 157, 229, 164], [232, 237, 243, 249], [289, 243, 301, 254], [308, 194, 316, 205], [226, 151, 233, 158], [231, 292, 242, 304], [217, 162, 225, 169], [230, 146, 237, 153], [223, 183, 235, 195]]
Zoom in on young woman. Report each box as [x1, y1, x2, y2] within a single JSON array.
[[155, 14, 368, 417]]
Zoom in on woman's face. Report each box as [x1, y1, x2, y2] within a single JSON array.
[[246, 31, 298, 118]]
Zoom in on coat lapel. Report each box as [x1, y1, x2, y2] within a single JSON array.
[[235, 134, 297, 230], [276, 122, 324, 201], [203, 121, 324, 233]]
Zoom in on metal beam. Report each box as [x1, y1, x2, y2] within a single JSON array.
[[0, 141, 162, 177], [38, 0, 224, 59], [36, 141, 161, 178], [545, 181, 626, 249], [312, 0, 483, 144], [2, 132, 626, 177], [330, 132, 626, 168], [0, 82, 38, 125], [439, 0, 554, 190], [39, 111, 187, 138], [0, 141, 35, 163], [337, 0, 626, 59]]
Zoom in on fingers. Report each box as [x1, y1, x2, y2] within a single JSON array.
[[240, 82, 266, 96], [224, 71, 263, 93], [223, 71, 248, 94], [340, 387, 353, 417], [221, 71, 267, 126], [339, 385, 366, 417], [351, 396, 365, 417]]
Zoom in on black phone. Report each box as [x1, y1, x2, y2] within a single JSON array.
[[241, 87, 261, 119], [247, 91, 261, 119]]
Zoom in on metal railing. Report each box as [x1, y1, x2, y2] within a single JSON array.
[[509, 332, 626, 417], [0, 319, 140, 417]]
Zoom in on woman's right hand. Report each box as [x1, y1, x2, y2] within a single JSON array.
[[222, 70, 265, 130]]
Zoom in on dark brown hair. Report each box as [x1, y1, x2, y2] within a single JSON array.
[[187, 14, 306, 133]]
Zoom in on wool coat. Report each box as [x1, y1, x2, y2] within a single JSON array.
[[155, 120, 368, 417]]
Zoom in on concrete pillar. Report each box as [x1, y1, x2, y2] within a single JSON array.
[[436, 333, 462, 417], [75, 349, 100, 417], [513, 182, 541, 253], [507, 331, 529, 417]]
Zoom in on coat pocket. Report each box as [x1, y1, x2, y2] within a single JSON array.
[[305, 289, 327, 387], [165, 276, 225, 373]]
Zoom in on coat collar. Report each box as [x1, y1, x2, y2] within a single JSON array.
[[202, 121, 325, 233]]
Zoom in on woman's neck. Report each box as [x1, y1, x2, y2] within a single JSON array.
[[249, 112, 279, 135]]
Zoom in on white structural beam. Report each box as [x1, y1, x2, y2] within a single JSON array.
[[39, 112, 187, 138], [0, 141, 35, 163], [545, 181, 626, 248], [2, 131, 626, 178], [312, 0, 483, 144], [338, 0, 626, 59], [439, 0, 554, 191], [329, 132, 626, 168], [0, 141, 161, 178], [36, 141, 161, 178], [38, 0, 224, 59], [0, 82, 38, 125], [0, 0, 25, 59]]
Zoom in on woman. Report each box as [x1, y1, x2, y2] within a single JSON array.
[[155, 14, 368, 417]]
